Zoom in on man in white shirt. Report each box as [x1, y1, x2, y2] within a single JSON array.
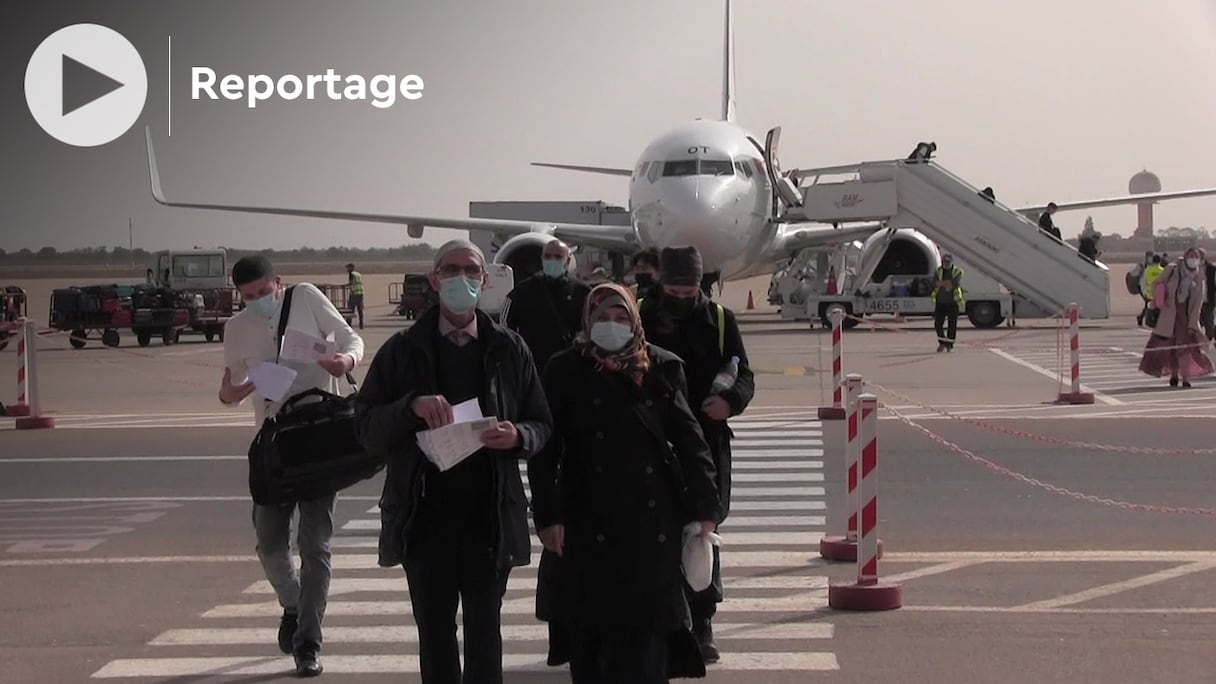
[[218, 255, 365, 678]]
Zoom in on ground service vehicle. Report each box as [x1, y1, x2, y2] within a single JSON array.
[[0, 287, 28, 351], [152, 248, 235, 342]]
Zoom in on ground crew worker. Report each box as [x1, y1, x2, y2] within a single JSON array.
[[1140, 255, 1165, 327], [638, 245, 754, 664], [345, 263, 365, 329], [931, 253, 964, 352], [500, 238, 591, 373], [630, 248, 661, 301]]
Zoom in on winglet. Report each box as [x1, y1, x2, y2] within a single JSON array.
[[144, 125, 169, 205]]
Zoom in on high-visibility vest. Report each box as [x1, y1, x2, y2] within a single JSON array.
[[639, 298, 726, 354], [348, 271, 364, 296], [930, 266, 965, 306]]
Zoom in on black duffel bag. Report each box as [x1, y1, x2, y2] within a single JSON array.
[[247, 286, 384, 505]]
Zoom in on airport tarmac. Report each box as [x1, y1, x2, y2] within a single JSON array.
[[3, 273, 1215, 683]]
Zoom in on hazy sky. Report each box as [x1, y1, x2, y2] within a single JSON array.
[[2, 0, 1214, 252]]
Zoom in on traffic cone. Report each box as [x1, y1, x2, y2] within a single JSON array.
[[746, 290, 755, 310]]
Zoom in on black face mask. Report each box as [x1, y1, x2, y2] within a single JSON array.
[[660, 293, 697, 317], [635, 273, 654, 288]]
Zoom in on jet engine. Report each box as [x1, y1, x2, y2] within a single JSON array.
[[858, 228, 942, 297], [491, 232, 577, 286]]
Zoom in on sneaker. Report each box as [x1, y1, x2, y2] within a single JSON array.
[[936, 344, 945, 353], [1182, 381, 1193, 389], [278, 611, 297, 655]]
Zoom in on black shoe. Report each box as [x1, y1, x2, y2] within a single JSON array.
[[1170, 376, 1179, 388], [694, 620, 720, 664], [294, 644, 322, 678], [278, 611, 297, 655], [1183, 381, 1193, 389]]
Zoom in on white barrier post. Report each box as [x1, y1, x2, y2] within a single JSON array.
[[14, 320, 53, 430], [819, 374, 883, 561], [9, 319, 30, 417], [1057, 302, 1094, 404], [817, 309, 846, 420], [828, 393, 901, 610]]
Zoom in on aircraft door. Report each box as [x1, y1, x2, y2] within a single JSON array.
[[763, 127, 804, 216]]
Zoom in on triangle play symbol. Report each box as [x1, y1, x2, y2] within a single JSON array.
[[62, 54, 124, 116]]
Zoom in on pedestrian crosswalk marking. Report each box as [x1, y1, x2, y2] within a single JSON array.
[[91, 419, 842, 677], [93, 652, 840, 678]]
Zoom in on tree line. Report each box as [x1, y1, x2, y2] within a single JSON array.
[[0, 244, 438, 265]]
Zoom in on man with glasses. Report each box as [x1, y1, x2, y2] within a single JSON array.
[[354, 239, 553, 684]]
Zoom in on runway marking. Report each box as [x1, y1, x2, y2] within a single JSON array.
[[91, 652, 840, 677], [882, 551, 1216, 562], [243, 574, 830, 596], [900, 606, 1216, 615], [989, 348, 1122, 405], [1014, 560, 1216, 610], [150, 622, 834, 645], [89, 421, 842, 677], [881, 560, 982, 583]]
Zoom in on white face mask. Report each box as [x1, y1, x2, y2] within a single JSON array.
[[590, 321, 634, 352], [1186, 257, 1200, 270], [247, 288, 280, 318]]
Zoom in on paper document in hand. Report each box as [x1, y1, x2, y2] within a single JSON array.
[[248, 362, 298, 402], [280, 328, 337, 364], [451, 397, 484, 424], [417, 417, 499, 472]]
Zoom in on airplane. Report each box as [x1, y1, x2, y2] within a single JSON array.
[[144, 0, 1216, 291]]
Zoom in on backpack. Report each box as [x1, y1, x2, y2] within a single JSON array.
[[1125, 264, 1144, 296]]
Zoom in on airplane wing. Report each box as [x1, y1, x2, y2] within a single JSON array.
[[758, 222, 885, 265], [1016, 187, 1216, 216], [143, 127, 639, 253], [530, 162, 633, 177]]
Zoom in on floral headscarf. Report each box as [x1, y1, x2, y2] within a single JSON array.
[[573, 282, 651, 383]]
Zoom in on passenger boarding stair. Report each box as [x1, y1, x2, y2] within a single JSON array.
[[784, 159, 1110, 319]]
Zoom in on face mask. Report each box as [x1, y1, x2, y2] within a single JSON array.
[[590, 321, 634, 352], [439, 275, 481, 314], [247, 289, 279, 318], [661, 293, 696, 316], [1186, 258, 1200, 270], [635, 273, 654, 288], [542, 259, 566, 278]]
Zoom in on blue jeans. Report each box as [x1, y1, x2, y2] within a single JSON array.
[[252, 494, 337, 651]]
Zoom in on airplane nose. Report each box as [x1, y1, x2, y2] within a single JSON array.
[[659, 179, 727, 236]]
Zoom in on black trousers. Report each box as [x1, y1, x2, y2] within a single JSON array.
[[349, 294, 365, 328], [403, 525, 510, 684], [934, 302, 959, 349], [569, 625, 670, 684]]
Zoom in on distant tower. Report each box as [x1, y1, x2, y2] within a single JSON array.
[[1129, 169, 1161, 240]]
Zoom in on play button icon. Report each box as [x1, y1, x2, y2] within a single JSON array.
[[25, 24, 147, 147]]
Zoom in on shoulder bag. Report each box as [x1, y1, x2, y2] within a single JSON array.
[[247, 285, 384, 505]]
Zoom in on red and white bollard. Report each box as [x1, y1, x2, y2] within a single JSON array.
[[829, 393, 901, 610], [13, 320, 53, 430], [820, 375, 883, 561], [8, 320, 31, 417], [817, 309, 846, 420], [1057, 302, 1094, 405]]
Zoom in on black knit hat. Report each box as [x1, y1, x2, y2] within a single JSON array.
[[660, 246, 703, 286]]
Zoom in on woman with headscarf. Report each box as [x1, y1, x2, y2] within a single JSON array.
[[1139, 247, 1214, 387], [529, 283, 721, 683]]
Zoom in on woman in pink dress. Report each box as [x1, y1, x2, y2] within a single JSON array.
[[1139, 247, 1214, 387]]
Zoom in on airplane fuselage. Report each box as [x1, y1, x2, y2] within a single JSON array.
[[627, 119, 773, 280]]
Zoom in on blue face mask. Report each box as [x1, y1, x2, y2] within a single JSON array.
[[590, 321, 634, 352], [247, 289, 280, 318], [542, 259, 566, 278], [439, 275, 481, 314]]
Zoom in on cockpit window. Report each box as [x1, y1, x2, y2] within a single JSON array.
[[662, 160, 699, 177], [660, 159, 736, 177]]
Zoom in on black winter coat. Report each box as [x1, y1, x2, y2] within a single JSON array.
[[353, 307, 553, 570], [639, 295, 756, 522], [502, 274, 590, 373], [530, 345, 721, 675]]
